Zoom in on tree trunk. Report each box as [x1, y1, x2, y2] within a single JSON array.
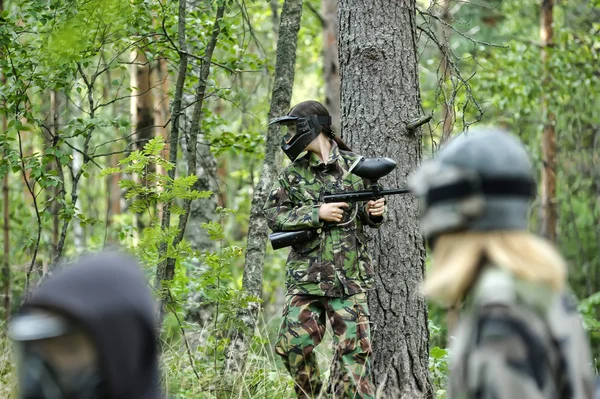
[[322, 0, 341, 135], [1, 0, 10, 318], [338, 1, 431, 397], [130, 48, 155, 232], [48, 90, 63, 257], [439, 0, 454, 145], [131, 49, 155, 152], [155, 0, 189, 323], [156, 0, 226, 326], [540, 0, 556, 242], [270, 0, 279, 39], [72, 138, 84, 254], [152, 57, 170, 177], [2, 112, 9, 320], [224, 0, 304, 374]]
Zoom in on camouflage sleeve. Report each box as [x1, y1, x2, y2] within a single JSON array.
[[263, 177, 322, 232], [449, 308, 554, 399]]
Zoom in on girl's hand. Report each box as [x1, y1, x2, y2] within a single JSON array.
[[318, 202, 349, 222], [365, 198, 385, 217]]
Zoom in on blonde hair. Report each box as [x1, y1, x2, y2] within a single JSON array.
[[423, 231, 567, 306]]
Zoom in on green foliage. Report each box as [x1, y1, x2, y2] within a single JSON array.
[[429, 344, 449, 399], [2, 0, 599, 395]]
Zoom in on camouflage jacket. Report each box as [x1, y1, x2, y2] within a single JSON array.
[[263, 141, 385, 297], [448, 266, 595, 399]]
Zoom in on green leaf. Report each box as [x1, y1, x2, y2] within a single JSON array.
[[100, 167, 120, 177]]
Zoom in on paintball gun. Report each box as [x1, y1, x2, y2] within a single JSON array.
[[269, 157, 410, 250]]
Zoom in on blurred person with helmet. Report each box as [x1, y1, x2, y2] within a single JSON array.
[[9, 250, 162, 399], [409, 128, 595, 399]]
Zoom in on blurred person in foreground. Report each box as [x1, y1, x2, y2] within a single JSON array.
[[408, 128, 595, 399], [9, 251, 162, 399]]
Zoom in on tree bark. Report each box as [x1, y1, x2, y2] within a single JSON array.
[[2, 112, 9, 320], [439, 0, 454, 145], [540, 0, 556, 242], [151, 57, 170, 177], [270, 0, 280, 39], [2, 0, 10, 318], [131, 49, 155, 152], [224, 0, 304, 374], [322, 0, 341, 135], [338, 1, 431, 397], [130, 48, 155, 232]]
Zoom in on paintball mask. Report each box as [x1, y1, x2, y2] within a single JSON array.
[[269, 115, 332, 161], [408, 128, 537, 246], [9, 310, 108, 399]]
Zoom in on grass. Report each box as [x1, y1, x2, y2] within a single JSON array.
[[0, 311, 339, 399]]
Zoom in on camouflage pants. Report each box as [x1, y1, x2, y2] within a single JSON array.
[[275, 293, 374, 399]]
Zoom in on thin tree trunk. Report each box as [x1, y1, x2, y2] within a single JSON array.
[[131, 48, 155, 232], [338, 1, 432, 397], [322, 0, 341, 135], [270, 0, 280, 39], [155, 0, 189, 321], [132, 49, 155, 152], [439, 0, 454, 145], [105, 81, 123, 244], [72, 141, 84, 254], [541, 0, 556, 242], [48, 90, 64, 258], [1, 0, 10, 318], [224, 0, 304, 374], [2, 113, 9, 320], [49, 65, 99, 269], [152, 57, 170, 177], [156, 1, 227, 326], [169, 2, 225, 280]]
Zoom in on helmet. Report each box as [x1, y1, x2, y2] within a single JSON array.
[[408, 127, 537, 243], [269, 114, 332, 162], [9, 310, 107, 399]]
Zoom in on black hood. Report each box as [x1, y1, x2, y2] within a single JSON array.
[[23, 251, 162, 399]]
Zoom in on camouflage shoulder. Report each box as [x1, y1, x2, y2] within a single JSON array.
[[279, 158, 313, 184], [339, 150, 368, 177], [339, 149, 362, 165]]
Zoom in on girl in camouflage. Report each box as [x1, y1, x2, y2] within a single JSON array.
[[264, 100, 385, 399]]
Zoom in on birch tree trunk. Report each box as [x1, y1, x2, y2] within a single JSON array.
[[338, 1, 432, 397], [540, 0, 557, 242], [72, 138, 84, 254], [322, 0, 341, 135], [224, 0, 304, 373]]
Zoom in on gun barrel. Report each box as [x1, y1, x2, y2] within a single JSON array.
[[269, 230, 318, 250], [380, 188, 410, 195], [323, 187, 410, 203]]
